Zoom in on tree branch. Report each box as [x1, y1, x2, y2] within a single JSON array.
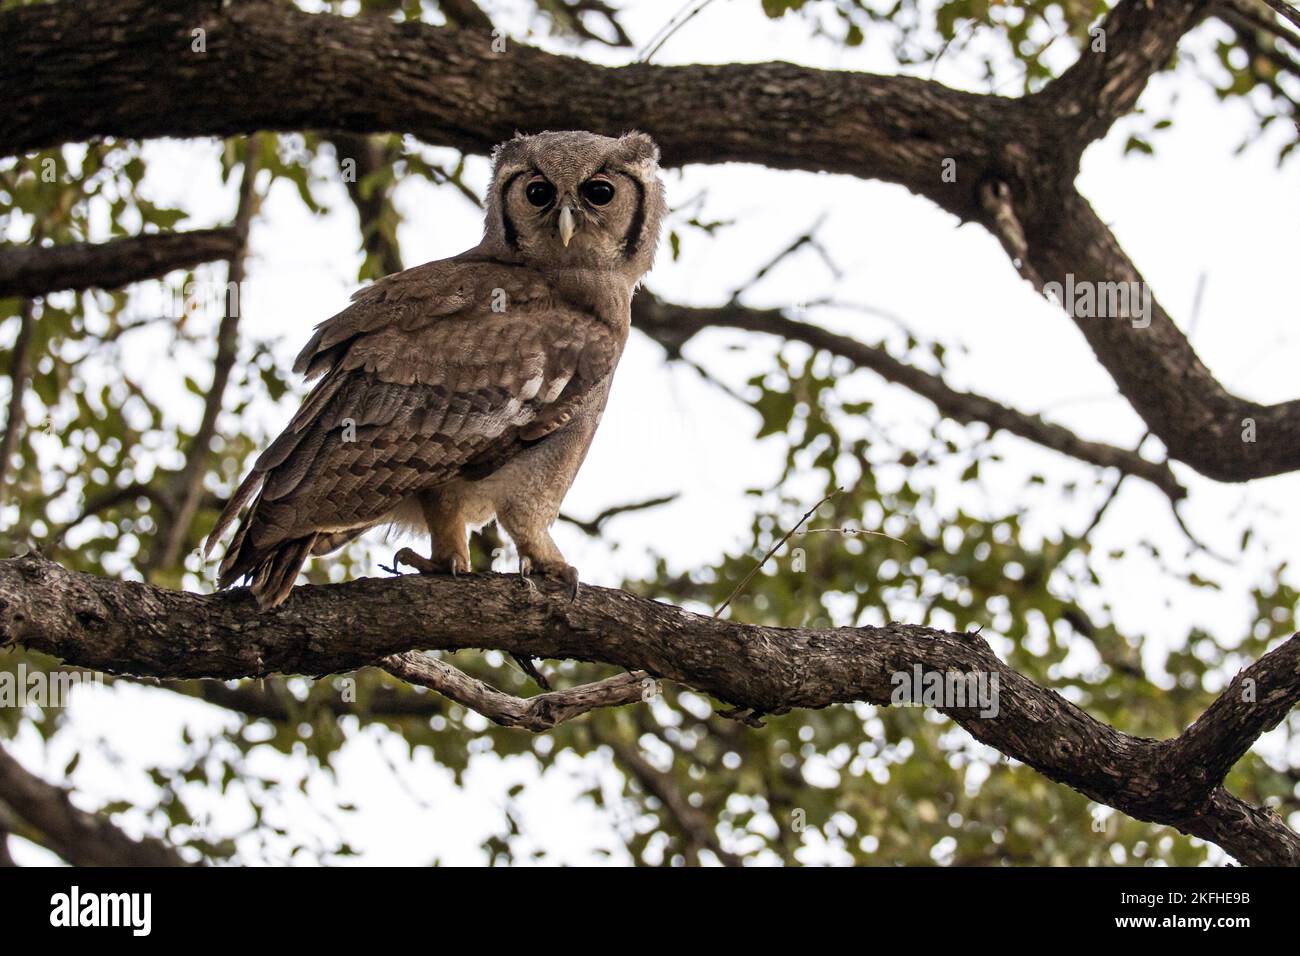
[[1041, 0, 1214, 153], [632, 293, 1187, 501], [601, 733, 744, 866], [1017, 190, 1300, 481], [383, 652, 651, 731], [0, 0, 1016, 222], [0, 742, 190, 866], [0, 228, 241, 299], [2, 552, 1296, 865], [1261, 0, 1300, 33], [3, 0, 1290, 485], [330, 132, 404, 277]]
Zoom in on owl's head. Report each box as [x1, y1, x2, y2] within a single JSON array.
[[484, 130, 666, 281]]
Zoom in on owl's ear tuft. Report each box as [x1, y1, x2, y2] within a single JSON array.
[[491, 133, 532, 172], [617, 131, 660, 167]]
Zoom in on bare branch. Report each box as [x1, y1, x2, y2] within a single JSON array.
[[559, 493, 679, 536], [0, 742, 190, 866], [600, 732, 743, 866], [632, 293, 1187, 501], [1261, 0, 1300, 32], [0, 229, 241, 299], [382, 651, 651, 731]]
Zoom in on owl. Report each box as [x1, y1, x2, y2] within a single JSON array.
[[205, 130, 667, 609]]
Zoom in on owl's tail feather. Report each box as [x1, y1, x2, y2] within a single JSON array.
[[245, 535, 317, 611], [208, 476, 318, 609]]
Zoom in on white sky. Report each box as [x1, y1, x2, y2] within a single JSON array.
[[7, 0, 1299, 864]]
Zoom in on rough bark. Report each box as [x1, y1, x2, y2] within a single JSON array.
[[1, 552, 1297, 866], [1, 0, 1288, 483]]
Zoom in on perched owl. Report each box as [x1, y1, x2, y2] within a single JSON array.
[[205, 130, 667, 609]]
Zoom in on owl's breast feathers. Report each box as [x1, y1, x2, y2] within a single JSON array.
[[204, 254, 629, 605]]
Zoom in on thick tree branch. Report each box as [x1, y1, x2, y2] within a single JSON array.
[[0, 0, 1019, 223], [0, 228, 241, 299], [632, 293, 1187, 500], [1016, 191, 1300, 481], [0, 742, 189, 866], [2, 553, 1296, 865], [3, 0, 1291, 484], [1041, 0, 1213, 153]]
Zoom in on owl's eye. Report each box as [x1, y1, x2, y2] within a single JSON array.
[[581, 179, 615, 206], [525, 180, 555, 207]]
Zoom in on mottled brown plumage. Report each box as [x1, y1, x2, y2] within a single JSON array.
[[205, 131, 666, 608]]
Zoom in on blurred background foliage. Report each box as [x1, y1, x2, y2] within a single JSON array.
[[1, 0, 1297, 865]]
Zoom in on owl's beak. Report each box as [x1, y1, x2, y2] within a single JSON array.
[[558, 205, 577, 247]]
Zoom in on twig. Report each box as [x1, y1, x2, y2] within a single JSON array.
[[600, 731, 744, 866], [559, 493, 679, 536], [638, 0, 717, 63], [796, 527, 906, 543], [714, 488, 841, 618], [1262, 0, 1300, 32], [727, 215, 834, 302]]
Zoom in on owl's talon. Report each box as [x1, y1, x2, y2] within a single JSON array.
[[391, 547, 469, 576], [559, 565, 579, 601]]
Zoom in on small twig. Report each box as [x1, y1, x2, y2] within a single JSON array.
[[714, 488, 841, 619], [930, 19, 984, 81], [638, 0, 717, 63], [559, 493, 680, 537], [715, 705, 767, 728], [796, 527, 906, 544], [728, 215, 832, 302], [1262, 0, 1300, 33]]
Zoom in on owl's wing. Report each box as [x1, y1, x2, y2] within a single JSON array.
[[205, 256, 621, 608]]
